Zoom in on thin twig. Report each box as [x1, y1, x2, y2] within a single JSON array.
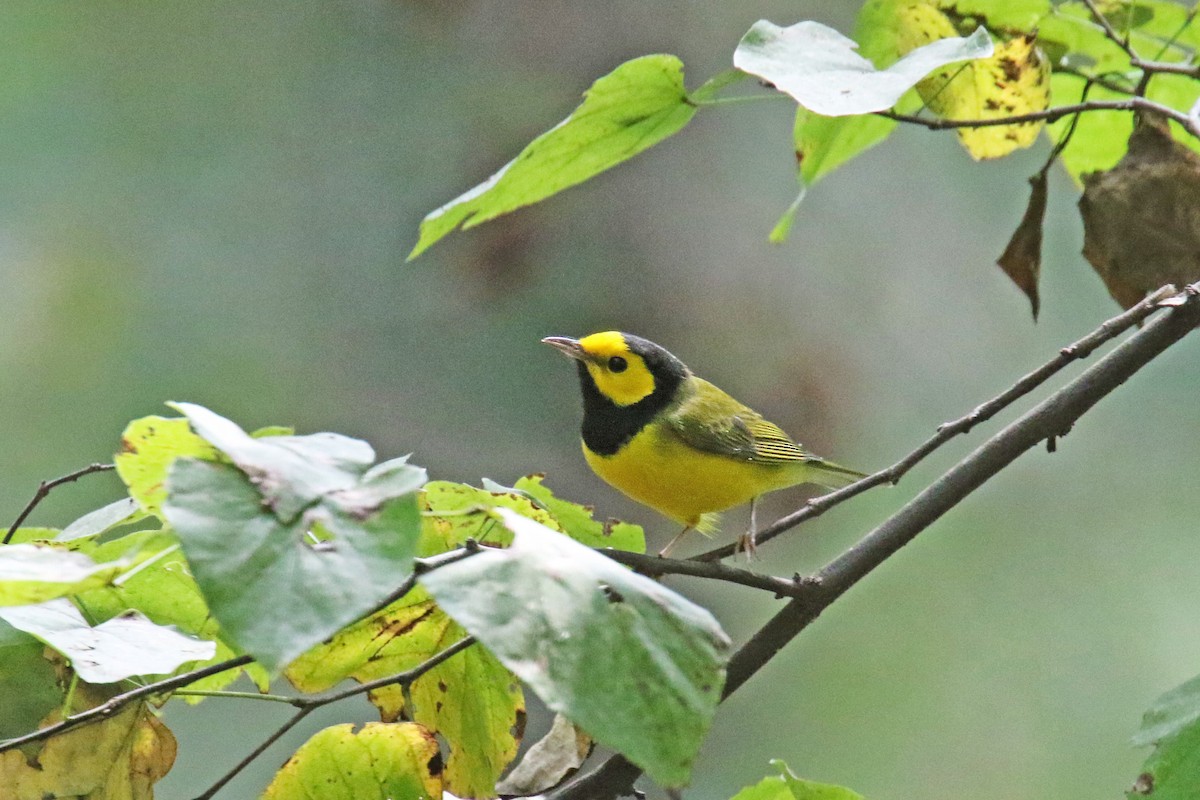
[[694, 285, 1178, 562], [192, 707, 317, 800], [0, 654, 253, 753], [192, 636, 477, 800], [2, 463, 115, 545], [1055, 65, 1138, 96], [347, 543, 481, 627], [1041, 75, 1096, 174], [880, 96, 1200, 140], [1132, 58, 1200, 78], [602, 549, 806, 597], [551, 282, 1200, 800], [1081, 0, 1138, 60]]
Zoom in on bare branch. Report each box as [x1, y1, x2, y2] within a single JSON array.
[[2, 463, 115, 545], [694, 285, 1177, 562], [602, 549, 807, 596], [880, 97, 1200, 141], [347, 542, 482, 627], [0, 654, 253, 753], [192, 636, 476, 800], [1081, 0, 1138, 60], [551, 283, 1200, 800], [1132, 58, 1200, 78]]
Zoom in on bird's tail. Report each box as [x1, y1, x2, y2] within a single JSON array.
[[806, 457, 868, 490]]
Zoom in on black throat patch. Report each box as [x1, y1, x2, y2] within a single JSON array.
[[576, 357, 685, 456]]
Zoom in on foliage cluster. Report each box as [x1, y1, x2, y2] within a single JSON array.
[[5, 1, 1200, 799]]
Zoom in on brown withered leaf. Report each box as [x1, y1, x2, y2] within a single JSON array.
[[1079, 115, 1200, 308], [496, 713, 593, 796], [998, 170, 1049, 319]]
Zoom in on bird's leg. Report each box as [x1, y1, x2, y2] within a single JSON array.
[[659, 526, 692, 558], [736, 497, 760, 560]]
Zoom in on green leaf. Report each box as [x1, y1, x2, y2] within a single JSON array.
[[163, 456, 425, 674], [419, 475, 645, 555], [1134, 675, 1200, 747], [1128, 676, 1200, 799], [115, 415, 220, 516], [0, 618, 63, 738], [285, 587, 522, 798], [0, 544, 122, 606], [169, 401, 376, 523], [1129, 717, 1200, 799], [794, 108, 897, 185], [938, 0, 1051, 31], [263, 722, 442, 800], [409, 54, 696, 259], [1146, 72, 1200, 155], [56, 497, 144, 542], [1045, 75, 1134, 183], [731, 759, 866, 800], [511, 474, 645, 551], [0, 598, 215, 683], [768, 186, 807, 245], [420, 480, 534, 552], [76, 529, 269, 698], [732, 19, 993, 116], [3, 528, 59, 544], [420, 508, 730, 788]]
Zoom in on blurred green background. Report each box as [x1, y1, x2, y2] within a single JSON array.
[[3, 1, 1198, 798]]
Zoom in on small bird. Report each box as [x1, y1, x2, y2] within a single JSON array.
[[543, 331, 865, 556]]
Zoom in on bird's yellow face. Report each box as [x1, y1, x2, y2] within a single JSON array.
[[542, 331, 658, 407], [574, 331, 657, 407]]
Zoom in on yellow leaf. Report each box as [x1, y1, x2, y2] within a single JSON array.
[[894, 3, 1051, 159], [0, 696, 176, 800], [286, 588, 523, 798], [264, 722, 442, 800], [115, 416, 218, 516]]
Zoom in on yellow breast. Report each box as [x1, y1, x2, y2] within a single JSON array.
[[582, 421, 808, 528]]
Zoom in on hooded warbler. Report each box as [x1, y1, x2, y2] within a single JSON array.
[[543, 331, 865, 556]]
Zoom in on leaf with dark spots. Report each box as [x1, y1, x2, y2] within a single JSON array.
[[285, 587, 522, 798], [997, 169, 1048, 319], [263, 722, 442, 800]]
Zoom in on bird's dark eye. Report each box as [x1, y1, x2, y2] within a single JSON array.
[[608, 356, 628, 373]]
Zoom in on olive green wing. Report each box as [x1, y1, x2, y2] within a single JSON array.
[[665, 378, 867, 487], [664, 378, 809, 464]]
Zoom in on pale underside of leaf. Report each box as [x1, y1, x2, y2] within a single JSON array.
[[420, 508, 730, 788], [732, 19, 993, 116], [0, 598, 216, 683]]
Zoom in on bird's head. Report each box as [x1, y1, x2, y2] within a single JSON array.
[[542, 331, 689, 407]]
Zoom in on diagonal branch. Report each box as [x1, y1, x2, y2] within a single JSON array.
[[881, 96, 1200, 141], [550, 283, 1200, 800], [1081, 0, 1138, 61], [603, 548, 806, 595], [2, 462, 115, 545], [694, 284, 1177, 562], [0, 654, 254, 753], [192, 635, 476, 800]]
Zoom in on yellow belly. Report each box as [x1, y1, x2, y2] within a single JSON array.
[[582, 423, 808, 528]]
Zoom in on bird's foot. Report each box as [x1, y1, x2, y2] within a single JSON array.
[[734, 531, 757, 561]]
